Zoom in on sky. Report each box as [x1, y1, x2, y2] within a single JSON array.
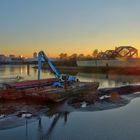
[[0, 0, 140, 57]]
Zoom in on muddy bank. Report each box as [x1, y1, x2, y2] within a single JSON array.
[[1, 84, 140, 121], [98, 84, 140, 95], [58, 84, 140, 109], [1, 91, 140, 130]]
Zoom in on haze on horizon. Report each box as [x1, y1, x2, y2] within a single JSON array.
[[0, 0, 140, 57]]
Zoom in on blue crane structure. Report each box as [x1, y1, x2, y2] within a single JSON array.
[[38, 51, 76, 87]]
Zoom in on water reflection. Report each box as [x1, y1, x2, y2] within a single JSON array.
[[77, 72, 140, 88], [0, 65, 55, 81], [0, 100, 70, 140], [27, 64, 30, 76], [0, 92, 140, 140], [0, 65, 31, 79], [1, 65, 140, 140], [1, 65, 140, 88]]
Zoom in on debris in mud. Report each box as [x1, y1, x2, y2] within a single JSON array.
[[81, 102, 87, 108], [67, 91, 122, 109], [16, 111, 33, 118], [67, 91, 98, 108], [60, 84, 140, 109], [109, 92, 120, 101], [0, 115, 6, 119]]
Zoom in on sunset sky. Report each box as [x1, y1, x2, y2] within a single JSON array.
[[0, 0, 140, 57]]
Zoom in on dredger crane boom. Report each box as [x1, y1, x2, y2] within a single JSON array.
[[38, 51, 76, 83], [38, 51, 61, 80]]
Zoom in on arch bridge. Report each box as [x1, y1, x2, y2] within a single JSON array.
[[97, 46, 138, 59]]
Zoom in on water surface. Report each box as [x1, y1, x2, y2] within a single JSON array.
[[0, 65, 140, 140]]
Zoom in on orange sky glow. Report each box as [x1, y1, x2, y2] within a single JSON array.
[[1, 1, 140, 58]]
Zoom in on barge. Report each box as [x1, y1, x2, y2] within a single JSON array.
[[0, 51, 99, 103], [21, 82, 99, 102], [0, 80, 99, 103]]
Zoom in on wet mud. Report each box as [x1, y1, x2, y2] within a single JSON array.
[[0, 90, 140, 130]]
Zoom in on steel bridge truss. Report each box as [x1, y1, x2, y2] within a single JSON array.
[[97, 46, 138, 59]]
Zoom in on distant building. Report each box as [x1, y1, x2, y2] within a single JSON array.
[[5, 57, 12, 63], [0, 54, 6, 62]]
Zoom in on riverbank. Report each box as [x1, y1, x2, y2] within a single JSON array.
[[1, 62, 140, 75], [32, 65, 140, 75]]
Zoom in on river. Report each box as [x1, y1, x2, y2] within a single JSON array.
[[0, 65, 140, 140]]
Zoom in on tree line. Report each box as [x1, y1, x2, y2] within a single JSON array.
[[59, 49, 99, 60]]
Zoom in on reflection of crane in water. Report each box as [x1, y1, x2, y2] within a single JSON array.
[[37, 112, 69, 140]]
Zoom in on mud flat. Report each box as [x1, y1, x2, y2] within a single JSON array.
[[98, 84, 140, 95]]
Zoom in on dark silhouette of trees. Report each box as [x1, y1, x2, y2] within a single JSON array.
[[69, 53, 78, 60], [59, 53, 68, 59], [92, 49, 98, 58]]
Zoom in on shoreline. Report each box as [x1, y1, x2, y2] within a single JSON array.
[[1, 64, 140, 75], [32, 65, 140, 75]]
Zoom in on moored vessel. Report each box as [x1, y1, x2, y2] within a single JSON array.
[[0, 51, 99, 103]]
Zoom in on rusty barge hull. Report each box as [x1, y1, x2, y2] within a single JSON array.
[[0, 78, 57, 101], [6, 78, 57, 89], [0, 80, 99, 103], [24, 82, 99, 102]]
